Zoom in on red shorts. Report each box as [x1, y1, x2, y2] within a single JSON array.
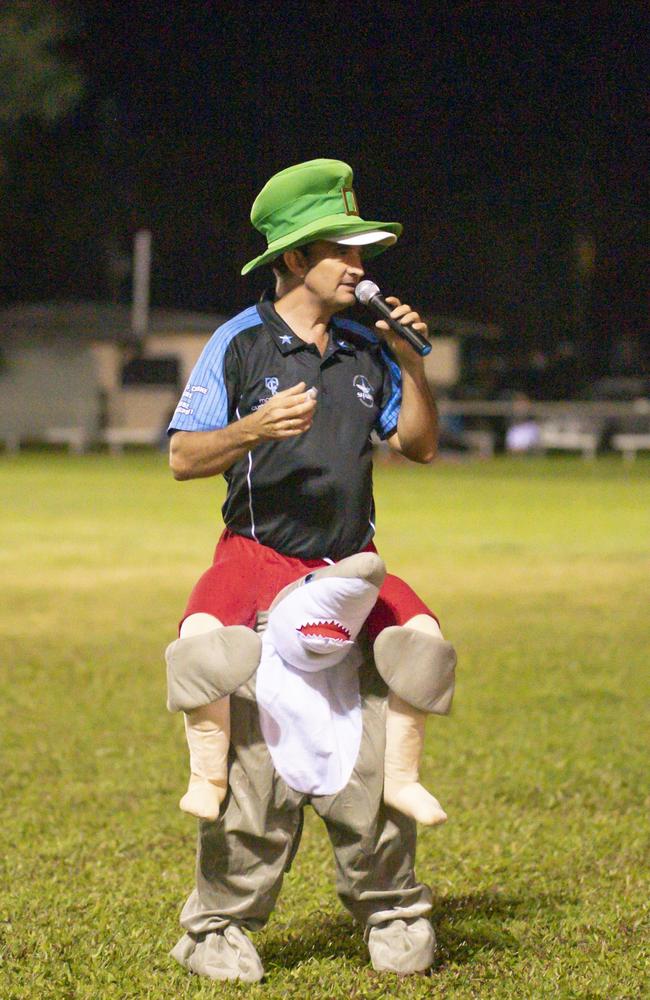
[[182, 529, 437, 642]]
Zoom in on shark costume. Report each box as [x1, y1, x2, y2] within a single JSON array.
[[166, 553, 456, 981]]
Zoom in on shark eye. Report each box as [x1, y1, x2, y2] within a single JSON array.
[[304, 573, 315, 584]]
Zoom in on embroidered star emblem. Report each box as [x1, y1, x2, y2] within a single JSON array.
[[280, 335, 293, 344]]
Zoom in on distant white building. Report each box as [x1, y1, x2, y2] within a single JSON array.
[[423, 314, 502, 389], [0, 301, 227, 450]]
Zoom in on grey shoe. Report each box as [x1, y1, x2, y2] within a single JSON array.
[[367, 917, 436, 974], [170, 926, 264, 982]]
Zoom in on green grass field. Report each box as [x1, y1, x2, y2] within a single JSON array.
[[1, 452, 648, 999]]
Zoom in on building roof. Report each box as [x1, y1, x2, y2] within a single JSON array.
[[0, 300, 229, 345]]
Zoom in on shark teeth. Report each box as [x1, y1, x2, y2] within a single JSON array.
[[297, 620, 352, 642]]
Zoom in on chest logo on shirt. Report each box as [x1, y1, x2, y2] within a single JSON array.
[[353, 374, 374, 408], [250, 376, 281, 411]]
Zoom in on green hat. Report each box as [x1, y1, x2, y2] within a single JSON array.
[[241, 158, 403, 275]]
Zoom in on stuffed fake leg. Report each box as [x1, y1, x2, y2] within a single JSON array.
[[165, 613, 261, 820], [375, 614, 457, 826]]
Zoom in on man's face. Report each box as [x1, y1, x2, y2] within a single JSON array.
[[300, 240, 365, 311]]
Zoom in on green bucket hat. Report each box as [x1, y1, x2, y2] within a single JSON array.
[[241, 158, 403, 275]]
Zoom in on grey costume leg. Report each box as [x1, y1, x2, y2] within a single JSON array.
[[311, 648, 432, 928], [313, 644, 436, 973], [171, 681, 305, 980], [176, 683, 305, 937]]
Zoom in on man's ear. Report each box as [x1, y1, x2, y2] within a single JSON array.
[[283, 249, 309, 277]]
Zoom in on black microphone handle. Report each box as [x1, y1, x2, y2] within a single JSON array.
[[368, 293, 432, 357]]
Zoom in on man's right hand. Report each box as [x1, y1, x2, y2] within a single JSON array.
[[170, 383, 317, 480], [251, 382, 317, 440]]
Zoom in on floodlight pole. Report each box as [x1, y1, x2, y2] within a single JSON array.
[[131, 229, 152, 339]]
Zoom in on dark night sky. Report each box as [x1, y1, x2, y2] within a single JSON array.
[[3, 1, 647, 365]]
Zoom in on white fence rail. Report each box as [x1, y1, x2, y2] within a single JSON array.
[[2, 399, 649, 459]]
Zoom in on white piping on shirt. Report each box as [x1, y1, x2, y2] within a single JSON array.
[[237, 406, 258, 542], [246, 451, 258, 542]]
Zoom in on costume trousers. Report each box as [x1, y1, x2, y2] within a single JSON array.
[[178, 641, 433, 937]]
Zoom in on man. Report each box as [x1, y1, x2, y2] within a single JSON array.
[[166, 159, 455, 981]]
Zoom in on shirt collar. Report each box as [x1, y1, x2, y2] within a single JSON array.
[[258, 296, 309, 355], [329, 321, 357, 356], [258, 295, 357, 358]]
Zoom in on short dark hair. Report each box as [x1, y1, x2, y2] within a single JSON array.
[[271, 244, 313, 276], [271, 254, 290, 276]]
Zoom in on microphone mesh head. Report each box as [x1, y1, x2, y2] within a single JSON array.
[[354, 280, 380, 306]]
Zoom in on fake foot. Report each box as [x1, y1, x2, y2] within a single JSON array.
[[367, 917, 436, 974], [384, 779, 447, 826], [170, 926, 264, 982], [179, 774, 227, 821]]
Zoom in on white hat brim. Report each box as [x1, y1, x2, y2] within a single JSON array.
[[319, 229, 397, 248]]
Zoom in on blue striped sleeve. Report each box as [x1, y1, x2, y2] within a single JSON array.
[[375, 347, 402, 439], [168, 305, 260, 433], [333, 317, 402, 439]]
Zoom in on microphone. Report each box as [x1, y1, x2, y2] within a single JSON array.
[[355, 280, 432, 357]]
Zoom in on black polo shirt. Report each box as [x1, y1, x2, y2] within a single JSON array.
[[169, 297, 402, 560]]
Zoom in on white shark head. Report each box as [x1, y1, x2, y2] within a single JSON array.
[[266, 552, 386, 672]]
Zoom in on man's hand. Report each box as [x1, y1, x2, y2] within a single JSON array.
[[250, 382, 317, 439], [374, 298, 438, 463], [373, 297, 429, 368]]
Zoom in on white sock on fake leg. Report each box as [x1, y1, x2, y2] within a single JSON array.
[[383, 614, 447, 826], [178, 613, 230, 820]]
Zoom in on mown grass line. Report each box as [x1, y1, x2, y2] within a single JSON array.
[[1, 452, 648, 998]]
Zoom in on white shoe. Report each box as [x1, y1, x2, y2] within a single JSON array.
[[367, 917, 436, 974], [171, 926, 264, 982]]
